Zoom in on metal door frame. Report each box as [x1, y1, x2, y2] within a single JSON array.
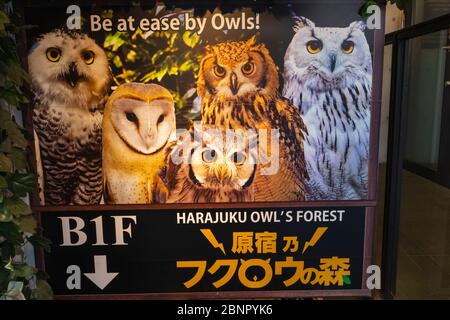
[[382, 13, 450, 300]]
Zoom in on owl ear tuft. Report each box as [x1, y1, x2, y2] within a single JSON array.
[[246, 35, 257, 47], [293, 16, 315, 32], [204, 45, 213, 55], [349, 20, 367, 31]]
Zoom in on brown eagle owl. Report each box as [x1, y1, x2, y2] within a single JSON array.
[[198, 36, 308, 201], [154, 126, 257, 203]]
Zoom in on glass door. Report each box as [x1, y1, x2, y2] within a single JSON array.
[[382, 14, 450, 300], [403, 29, 450, 189]]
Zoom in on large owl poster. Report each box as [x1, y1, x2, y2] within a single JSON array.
[[23, 0, 377, 206], [20, 0, 383, 298]]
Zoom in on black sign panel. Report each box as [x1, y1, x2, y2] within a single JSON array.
[[41, 207, 365, 295]]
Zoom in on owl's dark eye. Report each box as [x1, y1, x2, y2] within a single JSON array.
[[241, 62, 255, 75], [231, 151, 246, 165], [341, 40, 355, 54], [157, 114, 165, 124], [125, 112, 138, 123], [306, 40, 323, 54], [81, 50, 95, 64], [202, 148, 217, 163], [46, 47, 61, 62], [213, 65, 226, 78]]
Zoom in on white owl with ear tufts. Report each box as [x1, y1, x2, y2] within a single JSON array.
[[28, 29, 110, 205], [283, 17, 372, 200], [102, 83, 176, 204]]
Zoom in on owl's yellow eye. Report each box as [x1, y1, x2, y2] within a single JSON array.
[[82, 50, 95, 65], [46, 47, 61, 62], [213, 65, 226, 78], [341, 40, 354, 54], [306, 40, 323, 54], [231, 151, 246, 166], [241, 62, 255, 75], [202, 148, 217, 163]]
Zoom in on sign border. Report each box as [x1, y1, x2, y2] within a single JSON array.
[[15, 0, 385, 299]]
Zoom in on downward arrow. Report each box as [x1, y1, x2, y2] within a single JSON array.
[[84, 255, 118, 290]]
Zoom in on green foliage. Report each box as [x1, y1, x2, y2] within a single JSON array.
[[360, 0, 407, 17], [101, 7, 202, 127], [0, 1, 52, 300]]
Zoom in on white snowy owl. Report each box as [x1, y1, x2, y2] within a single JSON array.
[[28, 29, 110, 205], [283, 17, 372, 200]]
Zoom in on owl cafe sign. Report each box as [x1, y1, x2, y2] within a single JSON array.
[[18, 0, 384, 299]]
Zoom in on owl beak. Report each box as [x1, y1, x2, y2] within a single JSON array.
[[63, 62, 81, 88], [142, 130, 155, 150], [329, 54, 337, 73], [230, 72, 239, 95], [217, 169, 228, 182], [215, 164, 233, 183]]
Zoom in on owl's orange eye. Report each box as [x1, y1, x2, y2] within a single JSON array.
[[46, 47, 61, 62], [241, 62, 255, 75], [341, 40, 354, 54], [213, 65, 226, 78], [202, 148, 217, 163], [306, 40, 323, 54], [231, 151, 246, 165]]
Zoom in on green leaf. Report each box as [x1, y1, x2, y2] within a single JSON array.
[[0, 175, 7, 188], [182, 31, 200, 48], [126, 50, 136, 62], [4, 197, 32, 217], [343, 275, 351, 285], [27, 233, 52, 252], [4, 258, 13, 270], [0, 11, 10, 33], [9, 147, 27, 171], [156, 67, 168, 81], [359, 0, 378, 18], [8, 173, 36, 197], [112, 55, 122, 68], [8, 128, 27, 150], [151, 49, 165, 65], [0, 203, 12, 222], [167, 32, 177, 47], [33, 280, 53, 300], [14, 215, 37, 233], [0, 222, 23, 245], [0, 110, 27, 150], [0, 153, 12, 172], [104, 32, 126, 51], [0, 137, 12, 153], [167, 64, 178, 76], [101, 9, 114, 19], [179, 60, 194, 73], [11, 264, 37, 278]]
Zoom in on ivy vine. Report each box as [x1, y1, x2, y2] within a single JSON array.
[[360, 0, 407, 17], [0, 1, 52, 300]]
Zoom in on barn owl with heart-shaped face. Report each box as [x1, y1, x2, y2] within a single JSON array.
[[102, 82, 176, 204]]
